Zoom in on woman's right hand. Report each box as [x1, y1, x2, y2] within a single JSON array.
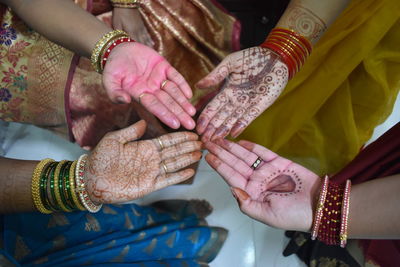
[[85, 120, 202, 204], [102, 42, 196, 130]]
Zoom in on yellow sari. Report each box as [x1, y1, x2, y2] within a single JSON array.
[[240, 0, 400, 175]]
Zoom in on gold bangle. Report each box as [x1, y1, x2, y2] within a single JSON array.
[[69, 160, 86, 211], [31, 159, 54, 214], [112, 3, 140, 8], [272, 31, 311, 57], [91, 30, 128, 73]]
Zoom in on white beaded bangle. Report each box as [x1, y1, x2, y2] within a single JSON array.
[[75, 154, 102, 213]]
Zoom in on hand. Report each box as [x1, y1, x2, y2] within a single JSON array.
[[196, 47, 289, 141], [103, 42, 196, 130], [85, 120, 202, 204], [112, 8, 155, 47], [205, 139, 320, 232]]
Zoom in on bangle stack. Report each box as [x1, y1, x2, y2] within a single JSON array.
[[311, 175, 352, 247], [260, 27, 312, 79], [110, 0, 140, 9], [30, 155, 102, 214], [90, 30, 134, 73]]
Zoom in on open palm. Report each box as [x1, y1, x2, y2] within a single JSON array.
[[85, 120, 202, 204], [197, 47, 289, 141], [205, 139, 321, 232], [103, 42, 196, 130]]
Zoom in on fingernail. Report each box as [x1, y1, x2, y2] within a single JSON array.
[[231, 126, 244, 138], [230, 187, 238, 199], [189, 106, 196, 116], [117, 96, 126, 104], [197, 118, 206, 130], [172, 120, 179, 129], [213, 127, 229, 140], [232, 187, 249, 201]]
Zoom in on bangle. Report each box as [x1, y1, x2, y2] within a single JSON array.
[[110, 0, 140, 8], [340, 180, 351, 247], [40, 162, 57, 211], [53, 160, 71, 212], [75, 154, 102, 213], [311, 175, 329, 240], [260, 27, 312, 79], [59, 161, 75, 211], [100, 36, 135, 71], [31, 159, 54, 214], [91, 30, 129, 73], [69, 160, 86, 211]]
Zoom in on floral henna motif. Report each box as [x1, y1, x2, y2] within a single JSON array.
[[281, 4, 327, 43], [259, 169, 302, 202], [199, 47, 288, 139]]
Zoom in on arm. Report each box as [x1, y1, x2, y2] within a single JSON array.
[[276, 0, 350, 44], [0, 121, 202, 214], [1, 0, 196, 129], [204, 139, 400, 239], [1, 0, 110, 58], [348, 174, 400, 239], [196, 0, 351, 141], [0, 157, 37, 213]]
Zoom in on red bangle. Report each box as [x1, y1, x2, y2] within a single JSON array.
[[261, 42, 297, 79], [101, 36, 135, 71], [340, 180, 351, 247], [311, 175, 329, 240], [273, 28, 312, 54]]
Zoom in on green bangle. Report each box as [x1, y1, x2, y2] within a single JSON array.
[[59, 161, 75, 211], [40, 162, 57, 211]]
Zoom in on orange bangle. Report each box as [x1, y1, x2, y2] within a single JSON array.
[[267, 38, 302, 72]]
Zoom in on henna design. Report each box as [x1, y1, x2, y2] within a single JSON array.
[[284, 4, 327, 43], [259, 169, 302, 202]]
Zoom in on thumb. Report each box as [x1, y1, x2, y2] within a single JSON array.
[[231, 187, 250, 205], [110, 120, 147, 144], [196, 58, 230, 89]]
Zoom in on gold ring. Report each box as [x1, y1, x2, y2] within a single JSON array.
[[161, 162, 168, 173], [156, 137, 164, 150], [138, 93, 146, 104], [161, 80, 168, 89]]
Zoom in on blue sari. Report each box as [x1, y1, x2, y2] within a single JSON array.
[[0, 200, 227, 266]]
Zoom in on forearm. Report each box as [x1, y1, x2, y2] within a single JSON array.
[[347, 174, 400, 239], [2, 0, 111, 57], [0, 157, 38, 213], [276, 0, 350, 44]]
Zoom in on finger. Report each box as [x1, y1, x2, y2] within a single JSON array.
[[231, 106, 263, 138], [163, 80, 196, 116], [140, 93, 180, 129], [206, 103, 236, 141], [215, 139, 259, 167], [162, 151, 202, 173], [155, 90, 195, 130], [196, 57, 230, 89], [108, 120, 147, 143], [205, 153, 247, 188], [166, 66, 192, 99], [213, 107, 246, 140], [161, 141, 202, 160], [238, 140, 279, 162], [204, 141, 253, 177], [154, 131, 199, 150], [196, 91, 228, 135], [154, 168, 195, 190]]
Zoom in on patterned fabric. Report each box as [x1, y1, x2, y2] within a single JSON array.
[[0, 0, 240, 148], [1, 201, 227, 266]]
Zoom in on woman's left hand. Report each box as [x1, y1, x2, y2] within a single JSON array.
[[205, 139, 320, 232], [112, 8, 154, 47], [103, 42, 196, 130], [85, 120, 202, 204]]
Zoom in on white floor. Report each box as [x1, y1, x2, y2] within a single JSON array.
[[1, 93, 399, 267]]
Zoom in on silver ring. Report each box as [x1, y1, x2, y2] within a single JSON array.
[[251, 157, 263, 169], [161, 162, 168, 173], [161, 80, 168, 89], [156, 137, 164, 150]]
